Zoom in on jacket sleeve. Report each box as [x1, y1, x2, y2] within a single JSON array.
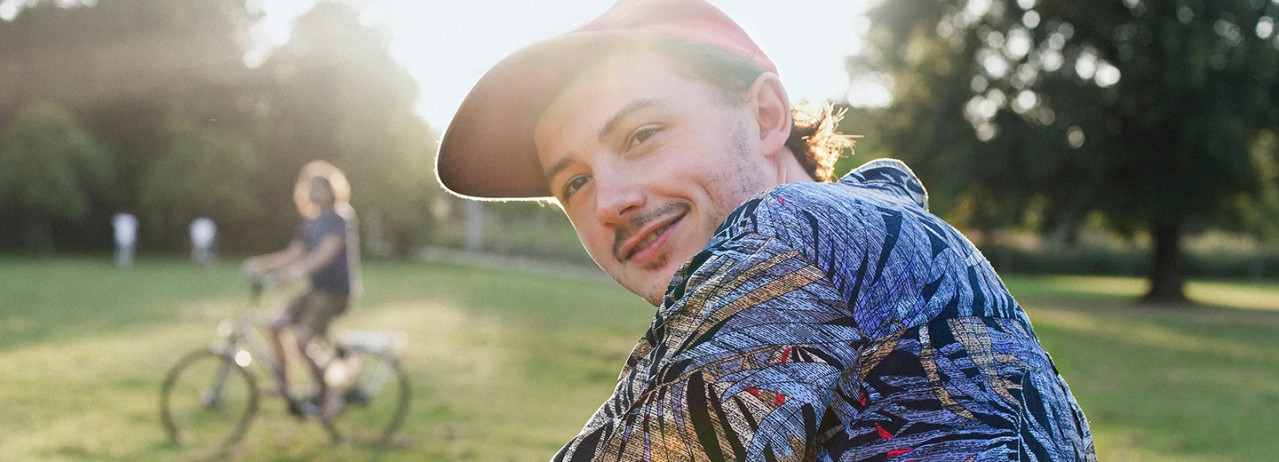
[[554, 232, 864, 461]]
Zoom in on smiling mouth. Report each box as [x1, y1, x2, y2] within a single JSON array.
[[625, 220, 677, 260], [619, 209, 690, 262]]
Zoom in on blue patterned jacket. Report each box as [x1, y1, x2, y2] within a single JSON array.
[[555, 159, 1096, 461]]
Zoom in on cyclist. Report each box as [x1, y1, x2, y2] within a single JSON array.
[[242, 160, 360, 423]]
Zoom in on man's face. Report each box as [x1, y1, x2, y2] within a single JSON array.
[[534, 51, 772, 306]]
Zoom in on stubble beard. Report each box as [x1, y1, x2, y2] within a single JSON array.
[[714, 121, 768, 223], [612, 122, 768, 306]]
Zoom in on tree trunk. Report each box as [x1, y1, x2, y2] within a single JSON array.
[[1142, 222, 1189, 304]]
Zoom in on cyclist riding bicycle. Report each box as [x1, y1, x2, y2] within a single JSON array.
[[242, 160, 361, 424]]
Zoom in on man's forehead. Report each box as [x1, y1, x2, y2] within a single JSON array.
[[533, 52, 665, 149], [545, 53, 652, 111], [536, 51, 689, 127]]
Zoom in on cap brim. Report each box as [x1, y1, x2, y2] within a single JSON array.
[[437, 31, 642, 200]]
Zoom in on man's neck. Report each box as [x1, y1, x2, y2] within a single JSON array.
[[773, 148, 817, 185]]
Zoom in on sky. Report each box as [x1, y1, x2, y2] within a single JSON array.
[[247, 0, 889, 127]]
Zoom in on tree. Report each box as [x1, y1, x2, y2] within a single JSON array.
[[0, 0, 256, 108], [256, 1, 439, 255], [855, 0, 1279, 303], [136, 117, 261, 250], [0, 101, 113, 252], [1, 0, 261, 251]]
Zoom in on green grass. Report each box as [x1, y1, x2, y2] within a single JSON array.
[[0, 257, 1276, 460], [1003, 275, 1279, 461]]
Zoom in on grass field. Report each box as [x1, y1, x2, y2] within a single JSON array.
[[0, 257, 1276, 461]]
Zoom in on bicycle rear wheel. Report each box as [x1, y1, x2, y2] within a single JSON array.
[[160, 349, 258, 452], [323, 347, 410, 445]]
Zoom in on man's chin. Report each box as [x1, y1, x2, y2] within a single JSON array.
[[605, 258, 681, 306], [612, 275, 667, 307], [639, 289, 664, 307]]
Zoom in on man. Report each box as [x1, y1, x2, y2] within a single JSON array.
[[190, 216, 216, 265], [243, 160, 360, 422], [437, 0, 1094, 460], [112, 212, 137, 268]]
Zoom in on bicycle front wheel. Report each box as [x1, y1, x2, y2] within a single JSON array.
[[160, 350, 258, 452], [324, 348, 410, 446]]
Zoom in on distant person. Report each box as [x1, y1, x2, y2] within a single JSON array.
[[189, 217, 216, 266], [242, 160, 360, 423], [112, 213, 137, 268], [435, 0, 1094, 460]]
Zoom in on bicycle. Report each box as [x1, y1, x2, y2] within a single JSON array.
[[159, 280, 410, 454]]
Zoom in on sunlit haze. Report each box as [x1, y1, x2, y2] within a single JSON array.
[[246, 0, 888, 127]]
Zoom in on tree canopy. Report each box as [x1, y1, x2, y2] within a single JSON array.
[[0, 101, 112, 251], [136, 118, 261, 245], [0, 0, 441, 255], [255, 1, 440, 255], [855, 0, 1279, 302]]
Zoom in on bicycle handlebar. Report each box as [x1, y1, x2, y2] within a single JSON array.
[[244, 272, 279, 305]]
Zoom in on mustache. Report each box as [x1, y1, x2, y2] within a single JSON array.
[[612, 202, 687, 261]]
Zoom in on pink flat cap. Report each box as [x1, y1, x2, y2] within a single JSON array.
[[436, 0, 775, 200]]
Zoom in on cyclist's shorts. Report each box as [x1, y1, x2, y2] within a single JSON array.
[[282, 288, 349, 341]]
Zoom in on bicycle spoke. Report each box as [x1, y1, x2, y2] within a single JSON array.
[[160, 350, 258, 454], [324, 348, 409, 446]]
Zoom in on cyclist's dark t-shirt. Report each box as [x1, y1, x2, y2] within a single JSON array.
[[300, 209, 349, 294]]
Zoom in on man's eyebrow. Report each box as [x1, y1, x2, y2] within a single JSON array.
[[599, 98, 661, 143], [544, 157, 574, 183], [544, 98, 662, 185]]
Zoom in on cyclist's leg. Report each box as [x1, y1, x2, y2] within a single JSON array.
[[291, 329, 327, 417], [292, 290, 350, 422], [271, 292, 310, 401]]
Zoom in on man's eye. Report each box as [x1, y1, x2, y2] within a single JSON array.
[[561, 175, 591, 200], [627, 126, 660, 149]]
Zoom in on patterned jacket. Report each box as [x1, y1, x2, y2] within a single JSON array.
[[554, 159, 1096, 461]]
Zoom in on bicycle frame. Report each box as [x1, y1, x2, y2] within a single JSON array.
[[201, 283, 288, 402], [163, 281, 411, 448], [211, 314, 285, 387], [331, 331, 406, 399], [205, 284, 401, 403]]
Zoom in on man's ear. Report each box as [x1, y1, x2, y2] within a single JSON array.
[[747, 72, 791, 157]]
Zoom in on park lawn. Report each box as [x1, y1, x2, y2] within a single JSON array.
[[0, 257, 1275, 461]]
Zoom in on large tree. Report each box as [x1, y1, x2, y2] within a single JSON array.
[[256, 1, 439, 255], [855, 0, 1279, 303], [0, 0, 256, 115], [0, 0, 261, 250], [0, 101, 113, 252], [136, 117, 261, 250]]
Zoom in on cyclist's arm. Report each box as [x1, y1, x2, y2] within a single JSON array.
[[243, 239, 305, 274], [285, 234, 343, 280]]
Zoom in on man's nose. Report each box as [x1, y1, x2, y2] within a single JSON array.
[[593, 167, 645, 225]]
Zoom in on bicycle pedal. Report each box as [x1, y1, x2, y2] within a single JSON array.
[[342, 388, 370, 406], [287, 397, 320, 417]]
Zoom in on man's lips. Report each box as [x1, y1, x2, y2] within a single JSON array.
[[617, 214, 683, 262]]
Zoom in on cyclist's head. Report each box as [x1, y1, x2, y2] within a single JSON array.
[[310, 177, 335, 209], [293, 160, 350, 218]]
